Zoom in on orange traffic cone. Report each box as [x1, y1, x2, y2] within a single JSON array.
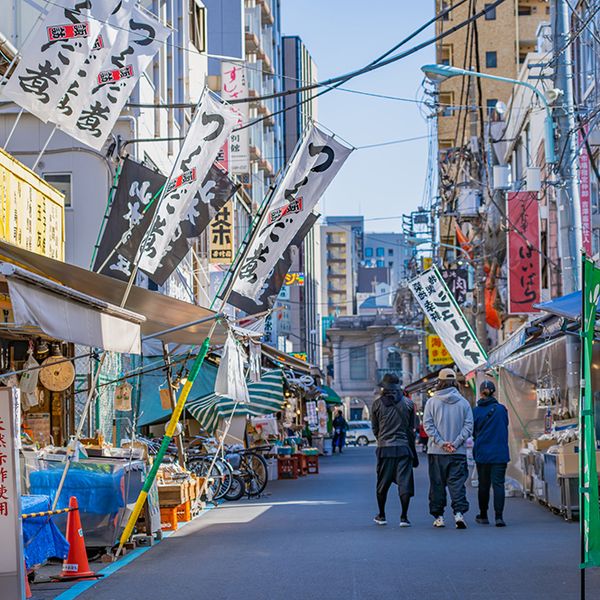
[[54, 497, 97, 581], [24, 563, 31, 599]]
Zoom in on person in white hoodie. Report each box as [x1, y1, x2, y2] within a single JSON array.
[[423, 368, 473, 529]]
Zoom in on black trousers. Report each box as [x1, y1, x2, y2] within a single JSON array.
[[376, 456, 414, 514], [476, 462, 507, 518], [428, 454, 469, 517]]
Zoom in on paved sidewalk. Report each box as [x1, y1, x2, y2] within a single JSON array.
[[32, 447, 599, 600]]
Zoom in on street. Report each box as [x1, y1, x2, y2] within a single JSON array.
[[35, 447, 599, 600]]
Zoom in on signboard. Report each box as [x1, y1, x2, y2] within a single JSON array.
[[579, 131, 593, 255], [0, 148, 64, 260], [507, 192, 541, 314], [0, 388, 24, 598], [422, 257, 432, 270], [409, 266, 487, 375], [441, 268, 469, 305], [221, 62, 249, 174], [209, 201, 234, 264], [290, 352, 307, 362], [426, 334, 453, 366], [285, 272, 305, 286]]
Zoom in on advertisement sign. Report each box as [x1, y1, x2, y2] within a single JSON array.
[[441, 268, 469, 305], [221, 62, 249, 174], [290, 352, 307, 362], [209, 201, 234, 264], [285, 272, 305, 286], [507, 192, 541, 314], [409, 266, 487, 375], [0, 148, 64, 260], [426, 334, 453, 366], [579, 131, 593, 255]]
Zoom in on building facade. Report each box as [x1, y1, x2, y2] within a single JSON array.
[[363, 232, 411, 288]]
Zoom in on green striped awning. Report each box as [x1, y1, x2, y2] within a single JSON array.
[[186, 370, 285, 434]]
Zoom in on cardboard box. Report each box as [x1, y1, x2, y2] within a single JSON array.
[[557, 446, 600, 476], [532, 438, 557, 451]]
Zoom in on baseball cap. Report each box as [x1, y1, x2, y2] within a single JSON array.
[[438, 368, 457, 381]]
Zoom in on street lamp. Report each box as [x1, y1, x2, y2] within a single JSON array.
[[421, 64, 557, 165]]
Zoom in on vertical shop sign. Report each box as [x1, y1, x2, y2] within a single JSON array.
[[0, 388, 25, 598], [579, 131, 593, 255], [426, 334, 453, 366], [507, 192, 541, 314], [209, 201, 234, 264], [221, 62, 249, 174]]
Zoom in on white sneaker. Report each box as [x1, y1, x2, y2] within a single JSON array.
[[432, 516, 445, 528], [454, 512, 467, 529]]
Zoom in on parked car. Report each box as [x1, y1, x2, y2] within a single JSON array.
[[346, 421, 376, 446]]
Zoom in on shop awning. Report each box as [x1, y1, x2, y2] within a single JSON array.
[[261, 343, 321, 376], [319, 385, 343, 405], [136, 356, 218, 427], [0, 263, 144, 354], [0, 241, 226, 346], [186, 369, 285, 434], [534, 291, 582, 320]]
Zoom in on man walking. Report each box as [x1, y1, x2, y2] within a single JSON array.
[[423, 368, 473, 529], [371, 373, 418, 527], [332, 410, 348, 454], [473, 379, 509, 527]]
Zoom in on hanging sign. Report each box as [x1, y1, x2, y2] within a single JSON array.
[[579, 131, 593, 255], [209, 201, 234, 264], [426, 334, 453, 366], [409, 266, 487, 375], [285, 272, 305, 286], [221, 62, 249, 174], [507, 192, 541, 314]]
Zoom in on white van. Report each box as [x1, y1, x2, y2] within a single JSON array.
[[346, 421, 376, 446]]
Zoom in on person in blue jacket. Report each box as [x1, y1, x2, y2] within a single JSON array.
[[472, 380, 509, 527]]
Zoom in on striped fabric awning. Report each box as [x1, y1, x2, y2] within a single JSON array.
[[186, 369, 285, 434]]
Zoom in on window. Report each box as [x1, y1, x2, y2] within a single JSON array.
[[440, 0, 452, 20], [486, 98, 499, 115], [438, 91, 454, 117], [484, 3, 496, 19], [349, 347, 368, 380], [440, 45, 452, 66], [388, 248, 393, 256], [365, 247, 373, 258], [190, 1, 207, 52], [485, 51, 497, 69], [518, 4, 533, 16], [376, 260, 385, 268], [43, 173, 72, 207], [376, 247, 385, 257]]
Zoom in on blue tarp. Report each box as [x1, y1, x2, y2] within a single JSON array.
[[137, 356, 218, 426], [22, 495, 69, 568], [534, 291, 582, 320]]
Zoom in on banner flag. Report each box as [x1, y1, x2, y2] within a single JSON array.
[[409, 265, 487, 375], [232, 124, 352, 301], [55, 4, 170, 150], [1, 0, 117, 122], [221, 62, 249, 174], [138, 91, 238, 275], [94, 157, 238, 283], [227, 212, 319, 315], [507, 192, 541, 314], [580, 256, 600, 568]]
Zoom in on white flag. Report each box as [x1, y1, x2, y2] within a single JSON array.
[[138, 92, 238, 274], [1, 0, 118, 122], [214, 332, 250, 404], [55, 4, 170, 150], [233, 124, 352, 300]]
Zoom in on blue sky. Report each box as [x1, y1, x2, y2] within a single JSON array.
[[281, 1, 434, 232]]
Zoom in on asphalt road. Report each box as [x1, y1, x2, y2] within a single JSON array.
[[58, 447, 600, 599]]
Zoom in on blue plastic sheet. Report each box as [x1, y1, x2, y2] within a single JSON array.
[[21, 495, 69, 569]]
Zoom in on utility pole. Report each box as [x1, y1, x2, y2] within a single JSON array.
[[551, 0, 582, 294]]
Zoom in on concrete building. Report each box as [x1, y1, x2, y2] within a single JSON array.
[[363, 232, 411, 288]]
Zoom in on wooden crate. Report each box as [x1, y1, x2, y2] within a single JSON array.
[[158, 483, 186, 507]]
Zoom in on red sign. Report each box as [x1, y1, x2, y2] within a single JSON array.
[[507, 192, 541, 314], [97, 65, 134, 85], [579, 131, 593, 255], [47, 22, 90, 41]]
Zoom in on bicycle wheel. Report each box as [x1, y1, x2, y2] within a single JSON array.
[[223, 474, 245, 501], [187, 457, 223, 501], [242, 452, 268, 497], [213, 457, 234, 500]]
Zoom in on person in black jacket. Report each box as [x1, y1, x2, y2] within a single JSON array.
[[332, 410, 348, 454], [371, 373, 418, 527], [472, 380, 510, 527]]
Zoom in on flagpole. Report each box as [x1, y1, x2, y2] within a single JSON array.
[[32, 125, 57, 171], [4, 108, 23, 148], [580, 252, 586, 600]]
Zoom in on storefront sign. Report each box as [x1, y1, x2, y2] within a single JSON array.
[[0, 387, 25, 598], [221, 62, 249, 174], [441, 268, 469, 305], [209, 201, 234, 264], [507, 192, 541, 314], [285, 272, 305, 286], [290, 352, 307, 362], [579, 131, 593, 255], [426, 334, 452, 366], [0, 148, 64, 260], [409, 266, 487, 375]]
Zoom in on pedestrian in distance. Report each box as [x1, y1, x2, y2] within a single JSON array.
[[472, 379, 509, 527], [332, 410, 348, 454], [423, 368, 473, 529], [371, 373, 419, 527]]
